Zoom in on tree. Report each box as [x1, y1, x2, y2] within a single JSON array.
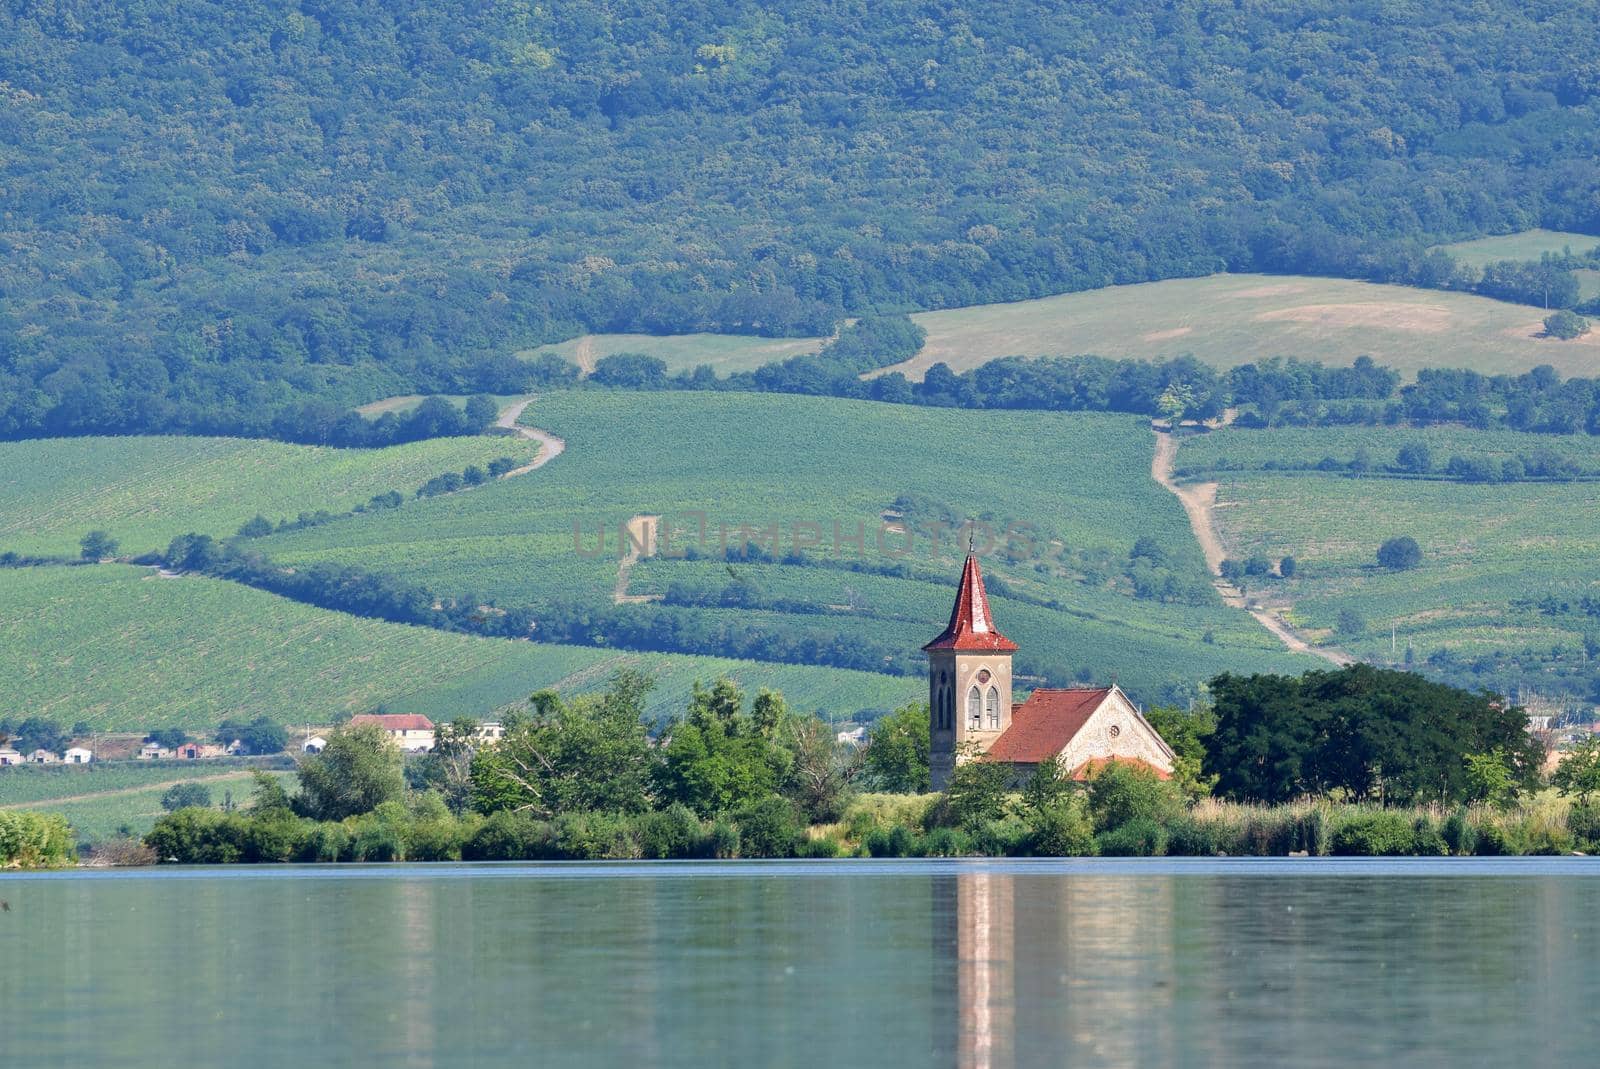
[[657, 678, 794, 816], [1553, 737, 1600, 804], [464, 394, 499, 428], [145, 727, 187, 751], [160, 783, 213, 811], [216, 716, 287, 754], [295, 723, 405, 821], [1463, 749, 1520, 809], [1142, 705, 1217, 797], [14, 717, 67, 755], [941, 755, 1012, 828], [80, 530, 118, 561], [1205, 665, 1541, 805], [1377, 536, 1423, 570], [410, 718, 485, 813], [1395, 443, 1432, 474], [236, 515, 274, 538], [780, 713, 858, 823], [1543, 309, 1590, 340], [1157, 383, 1195, 425], [1278, 555, 1297, 579], [862, 702, 931, 793], [471, 670, 657, 817], [1336, 609, 1366, 636]]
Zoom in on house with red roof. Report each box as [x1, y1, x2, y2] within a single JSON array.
[[924, 551, 1175, 789], [349, 714, 436, 753]]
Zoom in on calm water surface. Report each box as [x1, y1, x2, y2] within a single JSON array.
[[2, 858, 1597, 1068]]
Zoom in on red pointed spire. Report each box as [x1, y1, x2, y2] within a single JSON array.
[[923, 553, 1019, 653]]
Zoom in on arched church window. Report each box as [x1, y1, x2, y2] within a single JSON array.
[[967, 686, 982, 729], [985, 687, 1000, 729]]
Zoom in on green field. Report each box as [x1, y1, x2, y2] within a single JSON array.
[[258, 391, 1319, 702], [1174, 427, 1600, 676], [0, 759, 282, 806], [533, 332, 828, 374], [1177, 424, 1600, 477], [861, 273, 1600, 381], [1431, 229, 1600, 269], [0, 564, 918, 731], [0, 434, 541, 558], [3, 770, 297, 844]]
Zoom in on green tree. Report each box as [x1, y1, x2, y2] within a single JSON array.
[[1205, 665, 1541, 805], [780, 713, 858, 823], [1157, 383, 1195, 425], [1463, 749, 1520, 810], [295, 723, 405, 821], [1142, 705, 1217, 797], [657, 678, 793, 816], [942, 756, 1012, 828], [1543, 309, 1590, 340], [160, 783, 213, 811], [471, 670, 657, 817], [1553, 737, 1600, 804], [464, 394, 499, 427], [862, 702, 931, 793], [1395, 443, 1433, 473], [1278, 555, 1297, 579], [1336, 609, 1366, 636], [215, 716, 287, 754], [79, 530, 118, 561], [145, 727, 187, 751], [1377, 536, 1423, 570]]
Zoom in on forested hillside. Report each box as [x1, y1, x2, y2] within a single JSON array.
[[3, 0, 1599, 438]]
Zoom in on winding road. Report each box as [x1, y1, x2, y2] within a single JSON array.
[[496, 398, 566, 477], [1151, 426, 1352, 666]]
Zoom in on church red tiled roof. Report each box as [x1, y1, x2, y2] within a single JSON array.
[[983, 687, 1111, 763], [922, 553, 1019, 653]]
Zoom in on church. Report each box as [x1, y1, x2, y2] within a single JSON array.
[[924, 551, 1176, 789]]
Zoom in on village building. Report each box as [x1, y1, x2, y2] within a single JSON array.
[[0, 747, 24, 766], [63, 747, 93, 764], [349, 714, 436, 753], [303, 736, 328, 754], [925, 552, 1175, 789], [29, 749, 59, 765], [171, 741, 226, 760], [137, 742, 169, 760]]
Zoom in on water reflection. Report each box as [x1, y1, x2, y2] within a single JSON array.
[[4, 863, 1600, 1068]]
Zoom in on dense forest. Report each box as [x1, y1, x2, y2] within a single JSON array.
[[3, 1, 1600, 438]]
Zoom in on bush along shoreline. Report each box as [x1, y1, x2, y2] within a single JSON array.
[[104, 667, 1600, 866]]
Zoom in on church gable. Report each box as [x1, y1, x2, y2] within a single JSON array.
[[983, 686, 1175, 777], [1052, 688, 1175, 778]]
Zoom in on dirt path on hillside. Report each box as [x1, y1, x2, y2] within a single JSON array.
[[613, 515, 663, 604], [573, 337, 598, 374], [2, 770, 267, 810], [1151, 426, 1352, 666], [496, 398, 566, 477]]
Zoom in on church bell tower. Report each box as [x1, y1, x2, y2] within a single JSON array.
[[923, 551, 1017, 790]]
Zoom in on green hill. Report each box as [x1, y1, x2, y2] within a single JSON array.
[[0, 434, 540, 559], [4, 2, 1600, 439], [256, 391, 1319, 703], [1173, 425, 1600, 698], [0, 564, 918, 731]]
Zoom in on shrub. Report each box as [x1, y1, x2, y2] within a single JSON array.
[[1518, 812, 1574, 856], [1330, 811, 1418, 856], [734, 797, 805, 858], [866, 824, 915, 858], [1166, 816, 1227, 856], [1025, 798, 1097, 857], [968, 816, 1030, 857], [942, 760, 1012, 828], [161, 783, 213, 812], [1297, 808, 1332, 856], [305, 823, 351, 862], [796, 836, 844, 859], [1441, 807, 1477, 856], [1410, 815, 1448, 857], [554, 811, 637, 860], [918, 826, 971, 857], [637, 804, 708, 859], [241, 811, 310, 863], [1471, 816, 1524, 857], [1544, 309, 1590, 340], [708, 819, 741, 859], [1086, 762, 1183, 832], [349, 822, 404, 862], [407, 819, 466, 862], [1567, 803, 1600, 851], [0, 810, 74, 867], [1376, 536, 1422, 571], [462, 811, 543, 861], [145, 809, 246, 863], [1096, 818, 1169, 856]]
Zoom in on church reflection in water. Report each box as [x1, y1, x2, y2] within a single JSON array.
[[933, 870, 1184, 1069]]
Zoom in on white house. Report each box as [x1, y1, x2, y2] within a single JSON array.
[[303, 736, 327, 754], [138, 742, 169, 760], [349, 714, 435, 753], [63, 747, 93, 764], [0, 747, 24, 766], [30, 749, 59, 765]]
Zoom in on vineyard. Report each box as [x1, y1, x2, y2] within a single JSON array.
[[1175, 426, 1600, 689], [259, 391, 1318, 703], [0, 434, 541, 558], [5, 771, 297, 844], [1177, 425, 1600, 478], [0, 758, 281, 806], [0, 564, 927, 731]]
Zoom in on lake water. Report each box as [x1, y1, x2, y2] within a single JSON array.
[[3, 858, 1598, 1068]]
